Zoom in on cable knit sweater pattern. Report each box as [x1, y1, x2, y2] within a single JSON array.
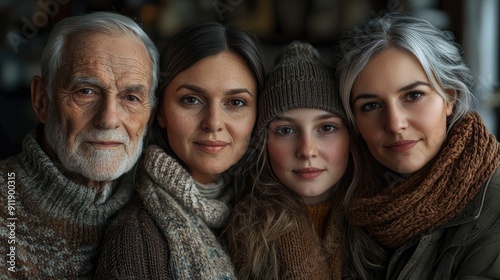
[[0, 130, 135, 279]]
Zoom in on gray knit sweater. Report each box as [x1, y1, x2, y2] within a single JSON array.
[[0, 130, 135, 279]]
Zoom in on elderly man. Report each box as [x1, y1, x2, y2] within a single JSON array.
[[0, 12, 158, 278]]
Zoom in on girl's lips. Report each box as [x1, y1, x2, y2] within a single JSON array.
[[293, 168, 324, 179], [384, 140, 418, 153]]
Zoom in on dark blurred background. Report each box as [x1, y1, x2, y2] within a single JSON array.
[[1, 0, 499, 159]]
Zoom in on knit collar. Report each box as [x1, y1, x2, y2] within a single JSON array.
[[141, 145, 233, 229], [348, 112, 500, 247], [51, 160, 117, 205], [17, 130, 135, 242], [194, 176, 226, 199], [306, 200, 333, 238], [194, 176, 235, 205], [138, 145, 235, 279]]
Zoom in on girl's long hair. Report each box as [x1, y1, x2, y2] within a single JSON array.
[[226, 128, 355, 279]]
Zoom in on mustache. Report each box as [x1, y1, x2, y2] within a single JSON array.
[[78, 130, 130, 144]]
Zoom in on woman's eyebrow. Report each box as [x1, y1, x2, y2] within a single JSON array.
[[352, 81, 431, 103], [176, 83, 206, 93], [398, 81, 430, 92]]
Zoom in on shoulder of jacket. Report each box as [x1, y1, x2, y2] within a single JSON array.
[[462, 167, 500, 225], [486, 167, 500, 190], [459, 166, 500, 246], [482, 167, 500, 212]]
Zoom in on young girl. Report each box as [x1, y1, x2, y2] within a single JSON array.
[[225, 41, 351, 279]]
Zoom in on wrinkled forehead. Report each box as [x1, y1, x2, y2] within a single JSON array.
[[58, 32, 152, 87], [64, 31, 149, 64]]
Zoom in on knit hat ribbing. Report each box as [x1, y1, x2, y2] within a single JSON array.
[[257, 41, 346, 134]]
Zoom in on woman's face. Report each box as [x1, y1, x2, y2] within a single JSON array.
[[351, 47, 454, 175], [157, 51, 257, 184], [267, 108, 350, 205]]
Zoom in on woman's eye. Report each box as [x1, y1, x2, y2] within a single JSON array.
[[229, 99, 246, 107], [360, 102, 381, 112], [406, 91, 423, 101], [181, 96, 201, 105]]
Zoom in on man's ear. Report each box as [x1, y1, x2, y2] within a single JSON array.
[[31, 76, 48, 123]]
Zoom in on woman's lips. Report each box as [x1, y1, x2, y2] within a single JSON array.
[[293, 167, 324, 179], [384, 140, 418, 153], [195, 140, 229, 154]]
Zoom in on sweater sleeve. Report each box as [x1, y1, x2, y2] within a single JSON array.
[[93, 197, 171, 280]]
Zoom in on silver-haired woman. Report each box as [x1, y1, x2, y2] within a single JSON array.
[[336, 12, 500, 279]]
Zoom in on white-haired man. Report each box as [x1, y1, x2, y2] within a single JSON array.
[[0, 11, 158, 279]]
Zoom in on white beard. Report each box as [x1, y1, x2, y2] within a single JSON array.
[[44, 104, 145, 181]]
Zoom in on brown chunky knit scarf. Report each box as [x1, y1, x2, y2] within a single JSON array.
[[348, 112, 500, 248], [137, 145, 235, 279]]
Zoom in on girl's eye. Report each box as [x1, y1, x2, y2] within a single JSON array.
[[181, 96, 201, 105], [320, 124, 336, 133], [406, 91, 423, 101], [360, 102, 381, 112], [276, 126, 295, 135]]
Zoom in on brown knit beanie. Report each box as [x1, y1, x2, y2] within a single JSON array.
[[257, 41, 345, 135]]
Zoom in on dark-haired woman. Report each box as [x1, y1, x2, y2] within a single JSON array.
[[94, 22, 265, 279]]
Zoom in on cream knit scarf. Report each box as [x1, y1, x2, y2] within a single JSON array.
[[137, 145, 235, 279], [349, 112, 500, 248]]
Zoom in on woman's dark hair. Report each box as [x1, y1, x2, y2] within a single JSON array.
[[150, 22, 265, 177]]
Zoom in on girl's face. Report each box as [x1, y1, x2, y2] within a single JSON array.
[[267, 108, 350, 205], [157, 51, 257, 184], [351, 47, 454, 175]]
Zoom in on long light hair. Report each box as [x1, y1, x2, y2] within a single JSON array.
[[335, 12, 477, 279], [226, 124, 354, 279]]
